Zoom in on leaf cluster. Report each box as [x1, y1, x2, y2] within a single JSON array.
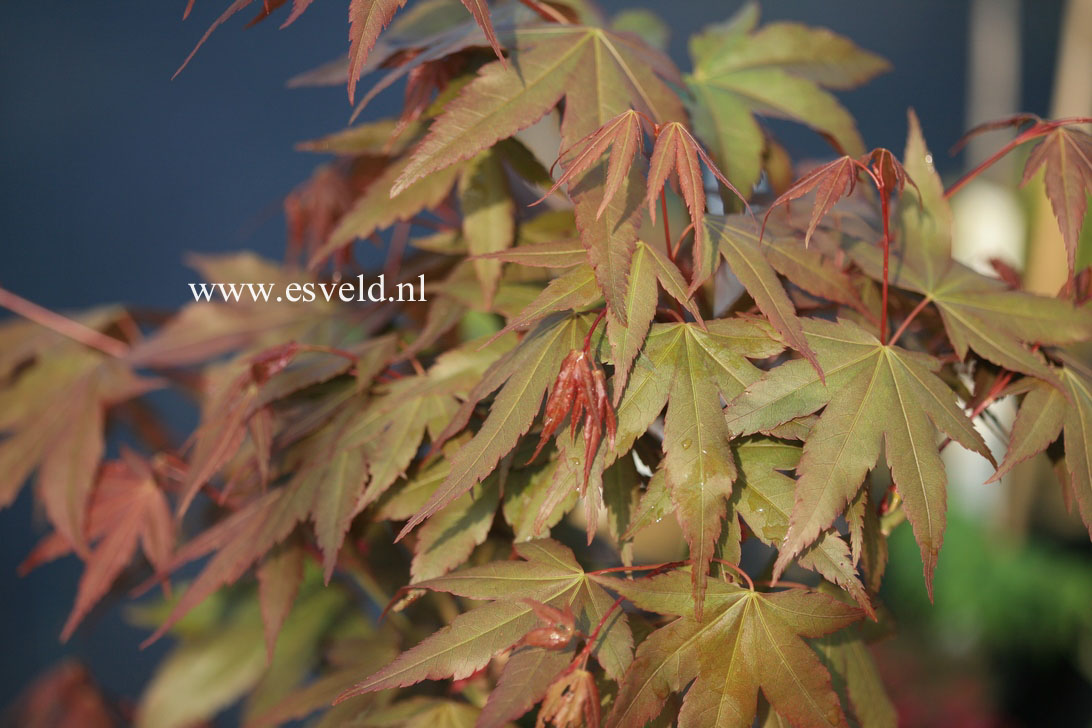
[[3, 2, 1092, 727]]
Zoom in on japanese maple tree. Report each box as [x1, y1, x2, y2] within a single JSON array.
[[2, 2, 1091, 727]]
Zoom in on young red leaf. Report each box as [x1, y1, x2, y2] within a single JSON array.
[[763, 156, 858, 248], [646, 121, 748, 286], [347, 0, 409, 104], [537, 110, 646, 219], [39, 455, 175, 642]]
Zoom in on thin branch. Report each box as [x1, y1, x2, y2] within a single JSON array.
[[879, 190, 892, 345], [0, 286, 129, 358], [583, 308, 607, 353], [888, 295, 933, 348], [711, 558, 755, 591], [587, 560, 687, 577]]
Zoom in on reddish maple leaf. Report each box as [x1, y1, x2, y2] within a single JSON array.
[[762, 155, 859, 248], [21, 451, 174, 641], [949, 114, 1092, 280], [537, 110, 646, 219], [645, 121, 748, 285]]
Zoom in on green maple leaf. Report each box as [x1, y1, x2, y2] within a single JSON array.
[[612, 318, 784, 616], [595, 573, 863, 728], [733, 438, 874, 618], [814, 626, 898, 728], [338, 539, 632, 700], [478, 643, 572, 728], [460, 147, 517, 308], [686, 2, 888, 196], [725, 318, 994, 594], [397, 314, 590, 539], [709, 215, 823, 378]]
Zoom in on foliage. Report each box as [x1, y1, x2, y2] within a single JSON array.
[[2, 1, 1091, 727]]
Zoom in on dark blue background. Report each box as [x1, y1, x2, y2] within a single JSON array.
[[0, 0, 1065, 710]]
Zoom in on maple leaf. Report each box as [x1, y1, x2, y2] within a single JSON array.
[[686, 2, 888, 195], [607, 240, 703, 400], [5, 662, 116, 728], [536, 668, 600, 728], [849, 235, 1092, 390], [347, 0, 504, 104], [814, 627, 897, 728], [725, 318, 994, 594], [397, 314, 589, 539], [390, 25, 683, 194], [611, 318, 784, 617], [176, 342, 303, 514], [410, 476, 500, 582], [137, 576, 348, 728], [733, 438, 874, 618], [0, 345, 154, 555], [595, 574, 863, 728], [708, 216, 823, 379], [990, 356, 1092, 537], [536, 109, 646, 220], [478, 640, 573, 728], [948, 114, 1092, 279], [20, 453, 174, 642], [337, 539, 632, 701], [646, 121, 748, 285], [387, 26, 683, 320], [845, 114, 1092, 388], [257, 541, 305, 662], [460, 147, 516, 307], [492, 264, 601, 338], [314, 153, 467, 266], [763, 156, 859, 248], [757, 215, 867, 311], [1021, 125, 1092, 276], [141, 478, 319, 647]]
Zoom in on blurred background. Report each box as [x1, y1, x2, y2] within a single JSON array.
[[1, 0, 1090, 725]]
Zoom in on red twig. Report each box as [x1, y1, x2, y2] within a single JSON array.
[[587, 560, 687, 577], [583, 308, 607, 353], [711, 558, 755, 591], [517, 0, 571, 23], [570, 595, 625, 671], [755, 579, 812, 591], [296, 343, 359, 362], [879, 191, 892, 345], [657, 307, 685, 323], [943, 118, 1092, 200], [0, 286, 129, 358], [888, 295, 932, 348]]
